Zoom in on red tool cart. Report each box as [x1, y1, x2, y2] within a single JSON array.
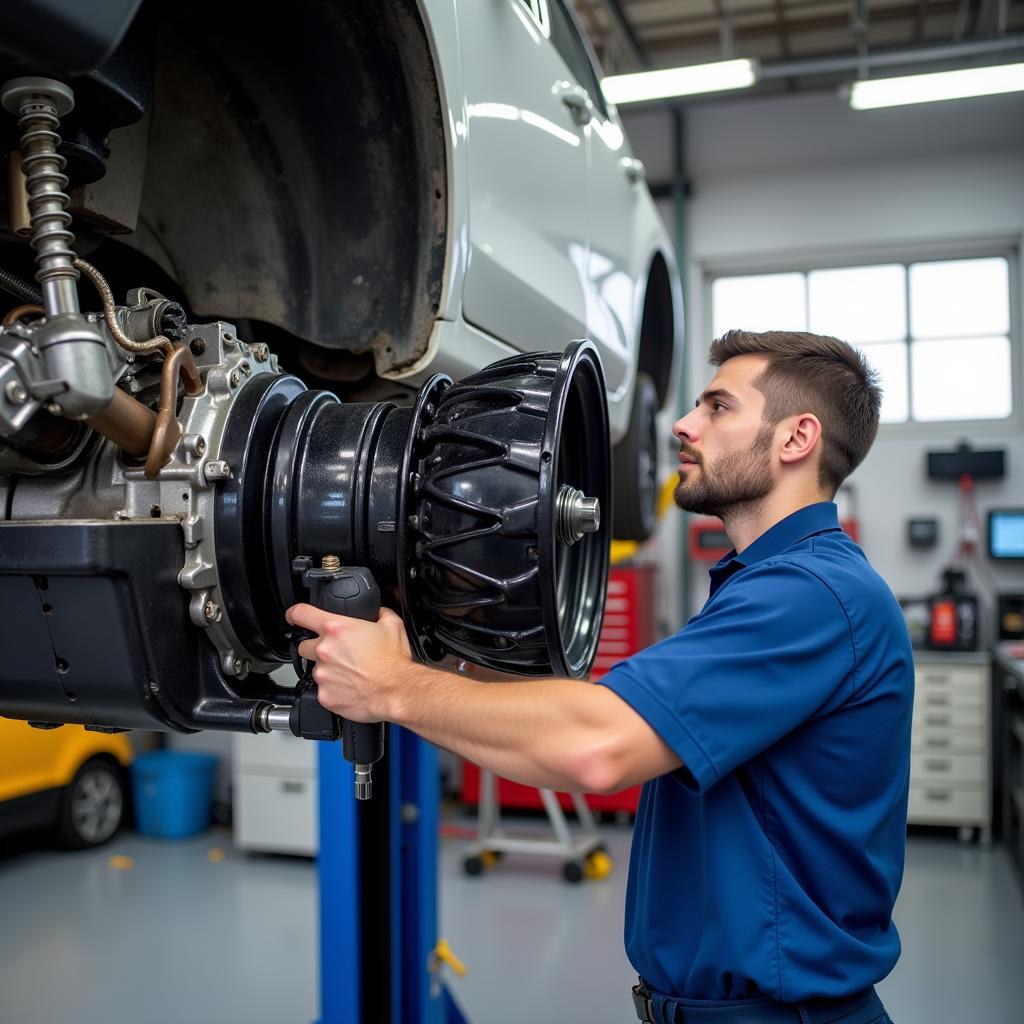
[[461, 565, 658, 816]]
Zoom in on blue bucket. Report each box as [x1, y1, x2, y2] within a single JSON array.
[[131, 751, 218, 839]]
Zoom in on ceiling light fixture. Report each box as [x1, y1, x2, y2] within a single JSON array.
[[602, 59, 759, 105], [848, 62, 1024, 109]]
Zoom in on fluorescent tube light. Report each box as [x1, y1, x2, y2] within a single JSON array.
[[849, 62, 1024, 109], [602, 59, 758, 105]]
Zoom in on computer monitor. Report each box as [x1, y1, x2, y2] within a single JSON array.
[[988, 509, 1024, 560]]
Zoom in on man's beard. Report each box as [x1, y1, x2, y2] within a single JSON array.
[[674, 423, 775, 519]]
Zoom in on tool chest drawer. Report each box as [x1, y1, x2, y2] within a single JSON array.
[[914, 686, 983, 709], [910, 752, 985, 784], [908, 784, 986, 824], [913, 705, 984, 730], [911, 726, 983, 755], [907, 657, 991, 837], [915, 665, 989, 692]]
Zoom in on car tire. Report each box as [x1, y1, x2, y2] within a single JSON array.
[[56, 757, 126, 849], [612, 372, 660, 541]]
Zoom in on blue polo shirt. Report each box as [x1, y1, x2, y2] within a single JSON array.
[[598, 502, 913, 1003]]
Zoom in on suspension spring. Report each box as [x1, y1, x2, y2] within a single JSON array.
[[1, 78, 79, 316]]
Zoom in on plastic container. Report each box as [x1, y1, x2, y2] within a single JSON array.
[[131, 750, 217, 839]]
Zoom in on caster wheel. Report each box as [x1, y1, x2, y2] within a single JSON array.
[[480, 849, 501, 869], [562, 860, 585, 884], [463, 855, 484, 877], [584, 849, 614, 880]]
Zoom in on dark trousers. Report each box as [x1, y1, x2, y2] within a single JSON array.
[[631, 982, 892, 1024]]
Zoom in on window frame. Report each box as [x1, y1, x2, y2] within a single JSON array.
[[702, 242, 1022, 437], [546, 0, 611, 120]]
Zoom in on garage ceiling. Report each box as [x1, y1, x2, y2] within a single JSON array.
[[571, 0, 1024, 81]]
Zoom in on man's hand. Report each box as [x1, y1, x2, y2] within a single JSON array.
[[285, 603, 414, 723], [285, 606, 683, 794]]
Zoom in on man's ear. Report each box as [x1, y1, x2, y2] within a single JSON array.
[[778, 413, 822, 466]]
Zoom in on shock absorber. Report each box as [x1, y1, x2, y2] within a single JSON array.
[[1, 77, 78, 315], [0, 77, 111, 418]]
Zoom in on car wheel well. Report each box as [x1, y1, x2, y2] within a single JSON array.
[[636, 253, 678, 408], [116, 0, 447, 384]]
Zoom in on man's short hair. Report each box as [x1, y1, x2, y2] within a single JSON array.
[[709, 330, 882, 495]]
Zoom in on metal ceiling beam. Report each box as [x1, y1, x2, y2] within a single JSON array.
[[595, 0, 650, 68], [774, 0, 793, 58], [758, 30, 1024, 78], [636, 2, 965, 53], [633, 0, 958, 34]]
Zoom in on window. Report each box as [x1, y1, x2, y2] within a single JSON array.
[[545, 0, 610, 119], [710, 255, 1014, 425]]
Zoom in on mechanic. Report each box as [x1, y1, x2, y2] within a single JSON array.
[[287, 330, 912, 1024]]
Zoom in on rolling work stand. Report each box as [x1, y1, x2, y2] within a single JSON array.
[[462, 767, 613, 883]]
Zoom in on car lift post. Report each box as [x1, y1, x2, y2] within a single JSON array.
[[318, 725, 469, 1024]]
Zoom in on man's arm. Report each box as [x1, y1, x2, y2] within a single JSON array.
[[286, 603, 682, 793]]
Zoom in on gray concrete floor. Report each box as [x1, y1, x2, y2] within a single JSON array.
[[0, 822, 1021, 1023]]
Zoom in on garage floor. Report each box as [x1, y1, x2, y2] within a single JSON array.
[[0, 821, 1022, 1023]]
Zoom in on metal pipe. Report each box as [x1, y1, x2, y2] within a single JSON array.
[[144, 342, 203, 478], [3, 303, 44, 327], [758, 34, 1024, 80], [6, 150, 32, 237], [85, 387, 158, 458], [257, 705, 294, 732], [671, 107, 691, 629]]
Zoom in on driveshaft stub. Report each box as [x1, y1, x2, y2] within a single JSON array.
[[398, 340, 612, 679], [213, 341, 611, 687]]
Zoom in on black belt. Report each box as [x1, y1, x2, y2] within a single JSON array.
[[631, 982, 884, 1024]]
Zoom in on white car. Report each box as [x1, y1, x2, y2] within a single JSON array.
[[0, 0, 682, 541], [0, 0, 683, 741]]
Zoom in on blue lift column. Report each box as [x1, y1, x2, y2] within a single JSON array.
[[318, 725, 465, 1024]]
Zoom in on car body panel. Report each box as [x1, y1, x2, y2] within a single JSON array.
[[405, 0, 681, 444], [453, 0, 590, 357], [0, 719, 132, 805]]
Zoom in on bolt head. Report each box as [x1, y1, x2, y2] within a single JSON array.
[[203, 601, 221, 622], [195, 437, 207, 455], [4, 380, 28, 405], [229, 370, 240, 387]]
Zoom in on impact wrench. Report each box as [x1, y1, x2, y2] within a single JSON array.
[[285, 555, 385, 800]]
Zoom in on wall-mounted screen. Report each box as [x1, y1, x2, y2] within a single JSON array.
[[989, 509, 1024, 560]]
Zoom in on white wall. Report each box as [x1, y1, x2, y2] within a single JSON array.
[[622, 89, 1024, 628]]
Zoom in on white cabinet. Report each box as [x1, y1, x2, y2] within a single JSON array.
[[908, 656, 991, 841], [231, 731, 317, 856]]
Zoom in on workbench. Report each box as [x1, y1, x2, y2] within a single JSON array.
[[993, 644, 1024, 897]]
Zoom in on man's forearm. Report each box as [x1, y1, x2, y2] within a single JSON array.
[[387, 664, 619, 792], [284, 601, 680, 792]]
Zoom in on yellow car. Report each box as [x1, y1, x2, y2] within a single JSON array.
[[0, 718, 132, 848]]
